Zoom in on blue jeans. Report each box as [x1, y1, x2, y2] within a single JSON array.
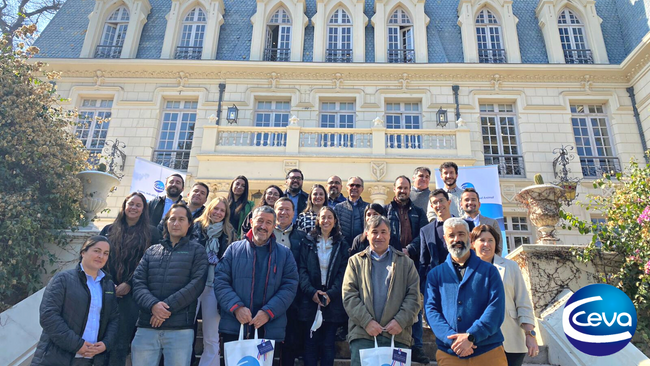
[[131, 328, 194, 366], [303, 321, 340, 366], [412, 309, 423, 348]]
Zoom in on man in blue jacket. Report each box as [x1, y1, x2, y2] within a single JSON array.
[[424, 217, 507, 366], [214, 205, 299, 344]]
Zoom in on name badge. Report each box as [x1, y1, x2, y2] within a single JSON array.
[[257, 340, 274, 355], [392, 349, 407, 363]]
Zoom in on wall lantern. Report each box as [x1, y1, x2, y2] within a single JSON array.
[[436, 107, 448, 127], [226, 105, 239, 124]]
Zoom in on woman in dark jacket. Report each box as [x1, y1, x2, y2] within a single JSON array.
[[298, 206, 349, 366], [191, 196, 235, 366], [99, 192, 160, 366], [32, 236, 119, 366], [239, 184, 283, 237], [349, 203, 401, 256]]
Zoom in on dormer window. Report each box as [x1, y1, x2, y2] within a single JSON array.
[[475, 9, 505, 63], [175, 7, 206, 60], [264, 8, 292, 61], [326, 9, 352, 63], [387, 8, 414, 64], [95, 7, 129, 58], [558, 9, 592, 64]]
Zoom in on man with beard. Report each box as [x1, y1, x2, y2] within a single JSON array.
[[149, 174, 185, 227], [410, 167, 432, 214], [213, 205, 299, 345], [424, 218, 507, 366], [427, 162, 463, 222], [326, 175, 346, 207], [384, 176, 429, 364], [334, 176, 368, 246], [285, 169, 309, 224], [460, 188, 500, 242]]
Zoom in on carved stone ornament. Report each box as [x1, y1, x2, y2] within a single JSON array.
[[177, 72, 189, 87], [289, 115, 299, 125], [370, 161, 387, 181], [94, 70, 104, 86], [283, 159, 299, 174], [515, 184, 565, 244], [501, 183, 517, 202], [213, 182, 231, 193], [373, 117, 384, 127], [369, 185, 390, 204]]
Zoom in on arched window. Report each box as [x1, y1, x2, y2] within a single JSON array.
[[475, 9, 505, 63], [175, 7, 207, 60], [96, 6, 129, 58], [558, 9, 592, 64], [387, 8, 414, 63], [264, 8, 292, 61], [326, 8, 352, 63]]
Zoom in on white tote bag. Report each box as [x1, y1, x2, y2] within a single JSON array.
[[359, 335, 412, 366], [224, 324, 275, 366]]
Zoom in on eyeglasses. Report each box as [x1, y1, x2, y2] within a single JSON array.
[[348, 183, 362, 188], [288, 177, 303, 181]]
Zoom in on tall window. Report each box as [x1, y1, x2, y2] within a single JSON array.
[[387, 8, 414, 63], [475, 9, 505, 63], [96, 7, 129, 58], [265, 8, 291, 62], [326, 9, 352, 63], [254, 101, 290, 146], [571, 104, 619, 177], [558, 9, 592, 64], [480, 103, 524, 177], [154, 101, 197, 170], [76, 99, 113, 164], [317, 102, 356, 147], [175, 7, 206, 60], [504, 216, 533, 252], [385, 102, 420, 148]]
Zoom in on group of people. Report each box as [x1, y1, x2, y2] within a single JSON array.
[[33, 162, 538, 366]]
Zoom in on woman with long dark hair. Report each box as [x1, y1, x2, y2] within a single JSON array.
[[227, 175, 254, 238], [298, 206, 349, 366], [296, 184, 328, 233], [239, 184, 283, 236], [99, 192, 161, 366], [32, 236, 119, 366]]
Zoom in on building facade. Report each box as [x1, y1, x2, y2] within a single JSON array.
[[34, 0, 650, 251]]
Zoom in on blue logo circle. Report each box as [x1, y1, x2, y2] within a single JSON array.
[[153, 180, 165, 193], [237, 356, 260, 366], [460, 182, 474, 189], [563, 284, 637, 356]]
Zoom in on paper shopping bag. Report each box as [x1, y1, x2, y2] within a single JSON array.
[[224, 324, 275, 366], [359, 335, 412, 366]]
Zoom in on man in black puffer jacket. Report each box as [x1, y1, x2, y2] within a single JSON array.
[[131, 203, 208, 366]]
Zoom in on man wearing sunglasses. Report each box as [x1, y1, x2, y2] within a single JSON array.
[[334, 176, 369, 247]]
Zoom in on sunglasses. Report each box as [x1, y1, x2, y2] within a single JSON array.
[[348, 183, 362, 188]]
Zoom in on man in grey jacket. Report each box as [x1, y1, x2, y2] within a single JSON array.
[[334, 176, 368, 246], [461, 188, 501, 250]]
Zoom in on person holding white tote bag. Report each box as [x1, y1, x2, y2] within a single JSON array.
[[342, 215, 421, 366], [224, 324, 275, 366], [359, 335, 412, 366]]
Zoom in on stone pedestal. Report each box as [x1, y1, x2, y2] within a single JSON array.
[[41, 228, 99, 285]]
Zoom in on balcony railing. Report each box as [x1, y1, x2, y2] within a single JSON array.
[[388, 49, 415, 63], [485, 155, 525, 178], [478, 48, 507, 64], [175, 46, 203, 60], [153, 150, 191, 171], [563, 49, 593, 64], [580, 156, 621, 178], [94, 45, 123, 59], [264, 48, 291, 62], [201, 125, 471, 159], [326, 49, 353, 63]]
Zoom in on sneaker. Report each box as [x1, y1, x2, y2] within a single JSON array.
[[411, 347, 430, 364]]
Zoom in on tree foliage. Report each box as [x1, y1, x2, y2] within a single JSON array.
[[562, 153, 650, 352], [1, 0, 64, 45], [0, 25, 87, 310]]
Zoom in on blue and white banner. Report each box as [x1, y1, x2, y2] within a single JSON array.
[[129, 157, 186, 202], [435, 165, 507, 255]]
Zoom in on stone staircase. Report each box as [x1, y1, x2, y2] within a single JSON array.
[[193, 320, 553, 366]]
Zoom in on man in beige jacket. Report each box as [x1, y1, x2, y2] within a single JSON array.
[[342, 215, 421, 366]]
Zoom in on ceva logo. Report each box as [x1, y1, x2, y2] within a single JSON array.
[[153, 180, 165, 193], [237, 356, 260, 366], [460, 182, 475, 189], [563, 283, 637, 356]]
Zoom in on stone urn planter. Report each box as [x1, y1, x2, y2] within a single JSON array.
[[515, 184, 565, 244], [77, 171, 120, 223]]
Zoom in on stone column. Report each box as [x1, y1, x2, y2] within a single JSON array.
[[369, 185, 389, 204]]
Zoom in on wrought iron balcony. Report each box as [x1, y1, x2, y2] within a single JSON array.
[[264, 48, 291, 62], [563, 49, 593, 64], [175, 46, 203, 60], [579, 156, 621, 178], [484, 155, 526, 178], [94, 45, 123, 59], [153, 150, 191, 171], [326, 49, 353, 63], [478, 48, 507, 63], [388, 49, 415, 63]]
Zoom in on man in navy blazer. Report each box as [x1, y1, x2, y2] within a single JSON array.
[[424, 217, 507, 365], [420, 189, 474, 281]]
